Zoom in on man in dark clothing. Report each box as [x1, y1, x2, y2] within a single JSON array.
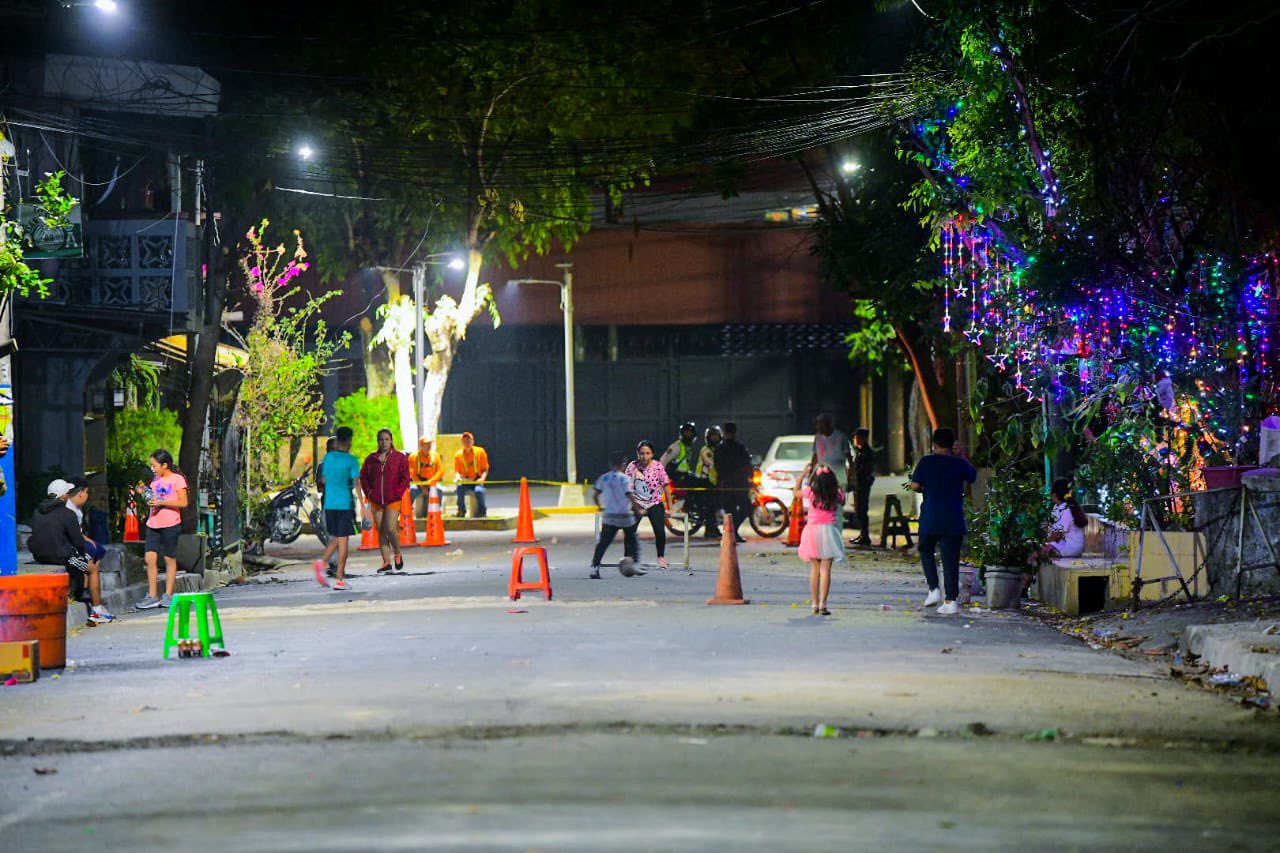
[[714, 422, 753, 543], [29, 478, 115, 624], [850, 427, 875, 546], [908, 428, 977, 616]]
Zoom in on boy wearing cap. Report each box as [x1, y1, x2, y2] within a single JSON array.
[[29, 478, 115, 624]]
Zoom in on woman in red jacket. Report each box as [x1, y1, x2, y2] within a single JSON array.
[[360, 428, 411, 573]]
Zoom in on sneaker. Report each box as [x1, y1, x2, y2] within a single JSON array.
[[377, 564, 394, 575], [936, 601, 959, 615], [332, 580, 350, 591], [326, 564, 338, 578], [135, 595, 161, 610], [704, 529, 722, 539], [924, 588, 942, 606], [313, 560, 330, 588], [734, 535, 747, 544], [89, 606, 115, 624], [588, 568, 601, 580], [159, 594, 172, 608]]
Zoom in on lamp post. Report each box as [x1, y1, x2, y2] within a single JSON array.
[[508, 263, 580, 506]]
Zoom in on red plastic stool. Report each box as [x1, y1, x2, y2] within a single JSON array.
[[509, 546, 553, 601]]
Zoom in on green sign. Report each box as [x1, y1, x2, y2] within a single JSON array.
[[14, 203, 83, 259]]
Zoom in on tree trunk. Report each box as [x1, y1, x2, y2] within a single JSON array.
[[418, 248, 491, 442], [358, 319, 395, 399], [895, 320, 955, 431], [392, 334, 416, 449], [179, 211, 233, 532]]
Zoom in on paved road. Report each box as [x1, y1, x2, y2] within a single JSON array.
[[3, 515, 1278, 851]]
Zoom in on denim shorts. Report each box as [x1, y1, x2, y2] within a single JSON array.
[[144, 524, 181, 558]]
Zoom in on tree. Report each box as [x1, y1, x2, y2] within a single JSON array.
[[231, 221, 347, 496], [259, 0, 707, 441]]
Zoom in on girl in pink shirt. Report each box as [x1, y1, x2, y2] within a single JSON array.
[[796, 465, 846, 615], [135, 449, 189, 610], [624, 440, 671, 569]]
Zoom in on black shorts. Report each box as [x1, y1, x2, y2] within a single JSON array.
[[325, 509, 357, 538], [144, 524, 182, 558]]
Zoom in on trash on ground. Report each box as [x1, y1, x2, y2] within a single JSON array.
[[678, 737, 708, 745], [1092, 627, 1117, 639], [916, 727, 940, 738], [1209, 672, 1245, 686], [212, 650, 231, 657], [1025, 728, 1060, 741], [878, 604, 891, 611], [812, 723, 841, 738], [33, 767, 57, 775], [507, 609, 528, 614], [446, 549, 464, 557], [940, 647, 954, 654], [964, 721, 993, 737]]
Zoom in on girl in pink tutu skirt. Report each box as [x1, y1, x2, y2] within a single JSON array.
[[796, 464, 846, 615]]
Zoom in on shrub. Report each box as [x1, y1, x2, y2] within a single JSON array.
[[332, 390, 402, 462]]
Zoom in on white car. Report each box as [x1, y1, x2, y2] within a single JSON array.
[[758, 434, 856, 525]]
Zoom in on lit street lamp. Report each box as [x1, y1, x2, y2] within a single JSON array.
[[508, 263, 580, 506]]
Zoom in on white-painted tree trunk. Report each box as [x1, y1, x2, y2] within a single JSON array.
[[392, 344, 417, 450], [418, 248, 492, 443]]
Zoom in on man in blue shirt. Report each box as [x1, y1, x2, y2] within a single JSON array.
[[313, 426, 362, 591], [908, 427, 977, 615]]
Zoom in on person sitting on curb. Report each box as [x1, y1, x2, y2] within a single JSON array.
[[29, 478, 114, 624], [453, 431, 489, 518], [409, 437, 444, 518]]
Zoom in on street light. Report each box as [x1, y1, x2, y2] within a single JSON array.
[[508, 263, 579, 506]]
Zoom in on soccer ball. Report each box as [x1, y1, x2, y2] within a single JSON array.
[[618, 557, 637, 577]]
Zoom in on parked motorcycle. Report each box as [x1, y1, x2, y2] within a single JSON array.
[[260, 467, 329, 547]]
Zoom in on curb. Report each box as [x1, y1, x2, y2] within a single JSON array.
[[1182, 621, 1280, 689]]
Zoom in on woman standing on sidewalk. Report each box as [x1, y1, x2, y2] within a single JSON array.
[[134, 449, 188, 610], [360, 428, 411, 574], [795, 464, 846, 615], [625, 440, 671, 569]]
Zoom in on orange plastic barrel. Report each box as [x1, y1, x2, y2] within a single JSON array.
[[0, 574, 69, 669]]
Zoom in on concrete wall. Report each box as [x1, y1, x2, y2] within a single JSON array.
[[1196, 474, 1280, 596]]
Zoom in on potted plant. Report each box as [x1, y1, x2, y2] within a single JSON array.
[[966, 470, 1053, 609]]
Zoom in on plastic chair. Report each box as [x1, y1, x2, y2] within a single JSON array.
[[163, 592, 225, 659], [509, 546, 553, 601]]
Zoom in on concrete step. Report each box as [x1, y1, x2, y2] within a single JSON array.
[[1181, 622, 1280, 690], [100, 573, 203, 615]]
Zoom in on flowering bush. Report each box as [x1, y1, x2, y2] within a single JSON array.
[[966, 470, 1053, 575]]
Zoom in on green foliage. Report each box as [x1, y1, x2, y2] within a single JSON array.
[[966, 468, 1053, 573], [110, 354, 161, 411], [331, 390, 401, 462], [1, 160, 74, 297], [234, 222, 350, 492], [107, 408, 183, 532], [33, 171, 78, 225]]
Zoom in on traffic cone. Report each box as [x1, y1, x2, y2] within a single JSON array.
[[358, 496, 380, 550], [397, 489, 418, 547], [123, 496, 142, 542], [423, 487, 451, 547], [707, 513, 749, 605], [783, 493, 805, 547], [512, 477, 538, 544]]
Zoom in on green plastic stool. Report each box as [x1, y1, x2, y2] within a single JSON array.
[[162, 592, 225, 659]]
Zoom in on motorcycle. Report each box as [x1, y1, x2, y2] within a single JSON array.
[[259, 467, 329, 547], [665, 468, 789, 538]]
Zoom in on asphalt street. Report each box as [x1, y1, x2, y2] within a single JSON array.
[[3, 512, 1278, 851]]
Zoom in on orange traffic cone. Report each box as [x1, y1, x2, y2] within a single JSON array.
[[397, 489, 418, 547], [358, 496, 380, 551], [123, 496, 142, 542], [707, 514, 749, 605], [512, 477, 538, 544], [783, 493, 805, 547], [422, 487, 451, 547]]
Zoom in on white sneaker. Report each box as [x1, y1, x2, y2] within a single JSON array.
[[936, 601, 959, 615], [88, 606, 115, 624], [924, 588, 942, 606]]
